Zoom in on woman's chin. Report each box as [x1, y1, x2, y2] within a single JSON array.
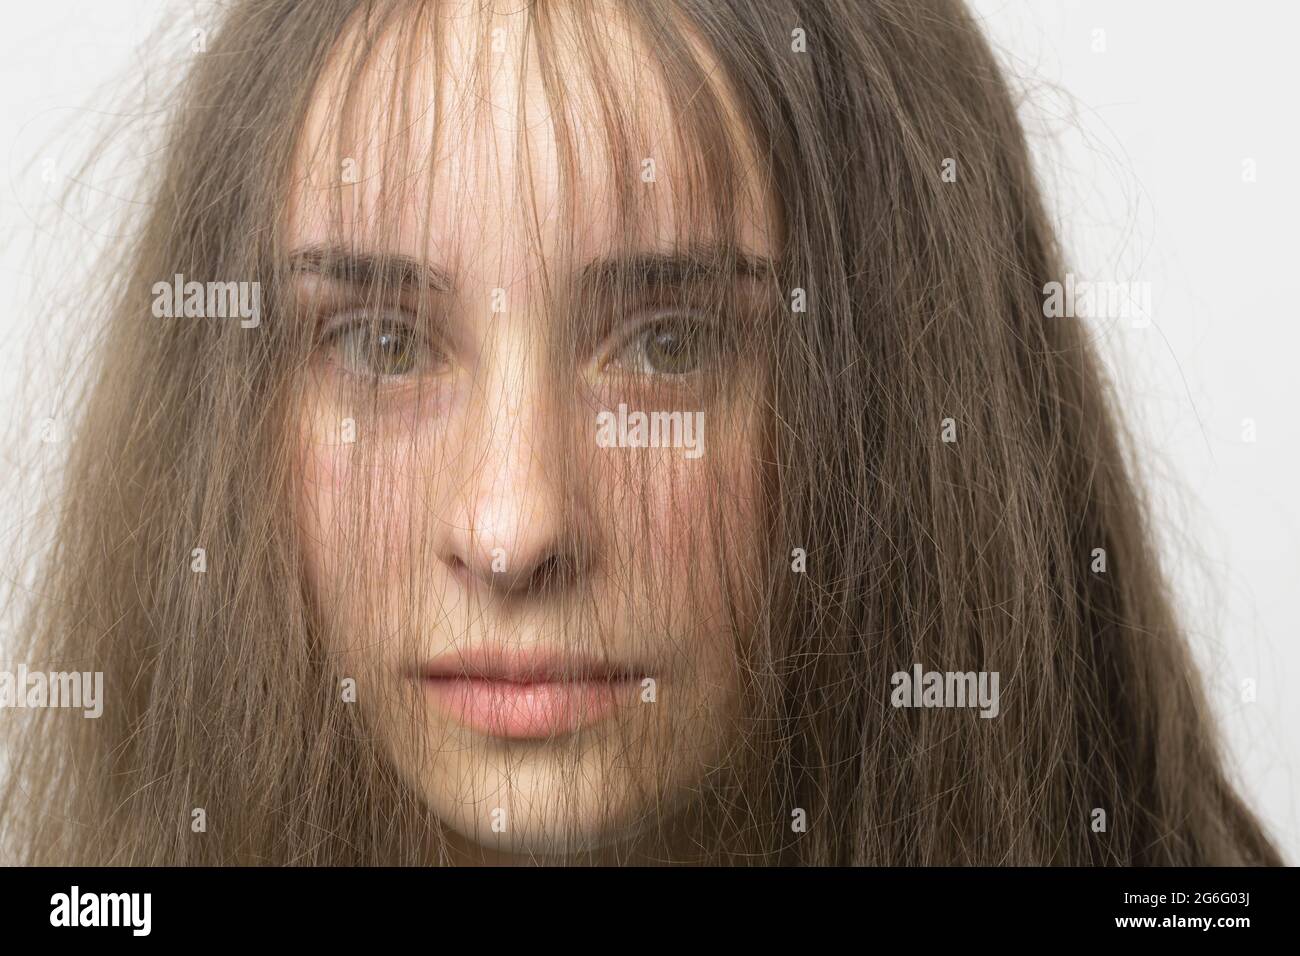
[[430, 785, 654, 862]]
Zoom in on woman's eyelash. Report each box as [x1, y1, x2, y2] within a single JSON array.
[[319, 309, 445, 379], [603, 311, 725, 377]]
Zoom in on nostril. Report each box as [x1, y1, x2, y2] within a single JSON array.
[[526, 552, 576, 595]]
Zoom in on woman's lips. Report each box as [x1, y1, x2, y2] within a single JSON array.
[[417, 648, 644, 739]]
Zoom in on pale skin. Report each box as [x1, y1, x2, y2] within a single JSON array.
[[290, 2, 775, 863]]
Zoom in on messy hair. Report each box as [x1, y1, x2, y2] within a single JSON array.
[[0, 0, 1280, 865]]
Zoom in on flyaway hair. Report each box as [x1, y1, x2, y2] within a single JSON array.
[[0, 0, 1280, 865]]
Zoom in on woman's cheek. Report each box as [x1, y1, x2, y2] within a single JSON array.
[[640, 418, 758, 575], [298, 384, 452, 583], [297, 403, 350, 595]]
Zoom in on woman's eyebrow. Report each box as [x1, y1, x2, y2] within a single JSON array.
[[287, 243, 454, 293], [285, 242, 774, 295], [574, 246, 776, 291]]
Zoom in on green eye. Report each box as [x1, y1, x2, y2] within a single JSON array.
[[327, 314, 437, 378], [614, 315, 710, 376]]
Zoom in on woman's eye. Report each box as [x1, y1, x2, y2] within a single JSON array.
[[610, 315, 713, 376], [325, 314, 441, 379]]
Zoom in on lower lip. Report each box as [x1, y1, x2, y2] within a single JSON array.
[[422, 676, 635, 738]]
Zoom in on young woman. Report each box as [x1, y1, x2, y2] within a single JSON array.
[[0, 0, 1281, 865]]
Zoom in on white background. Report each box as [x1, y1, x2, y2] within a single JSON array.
[[1, 1, 1296, 861]]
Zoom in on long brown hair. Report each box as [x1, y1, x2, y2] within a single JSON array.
[[1, 0, 1280, 865]]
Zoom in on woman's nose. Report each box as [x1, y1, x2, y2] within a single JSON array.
[[438, 372, 590, 597]]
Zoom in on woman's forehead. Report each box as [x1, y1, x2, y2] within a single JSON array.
[[285, 0, 776, 282]]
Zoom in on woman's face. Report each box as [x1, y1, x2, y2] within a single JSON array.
[[290, 6, 774, 859]]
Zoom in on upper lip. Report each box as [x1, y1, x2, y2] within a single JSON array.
[[418, 646, 646, 683]]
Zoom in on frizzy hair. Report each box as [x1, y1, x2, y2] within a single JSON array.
[[0, 0, 1279, 865]]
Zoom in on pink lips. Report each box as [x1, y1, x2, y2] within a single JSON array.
[[418, 648, 643, 739]]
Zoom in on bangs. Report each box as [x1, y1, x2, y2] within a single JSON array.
[[282, 0, 779, 296]]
